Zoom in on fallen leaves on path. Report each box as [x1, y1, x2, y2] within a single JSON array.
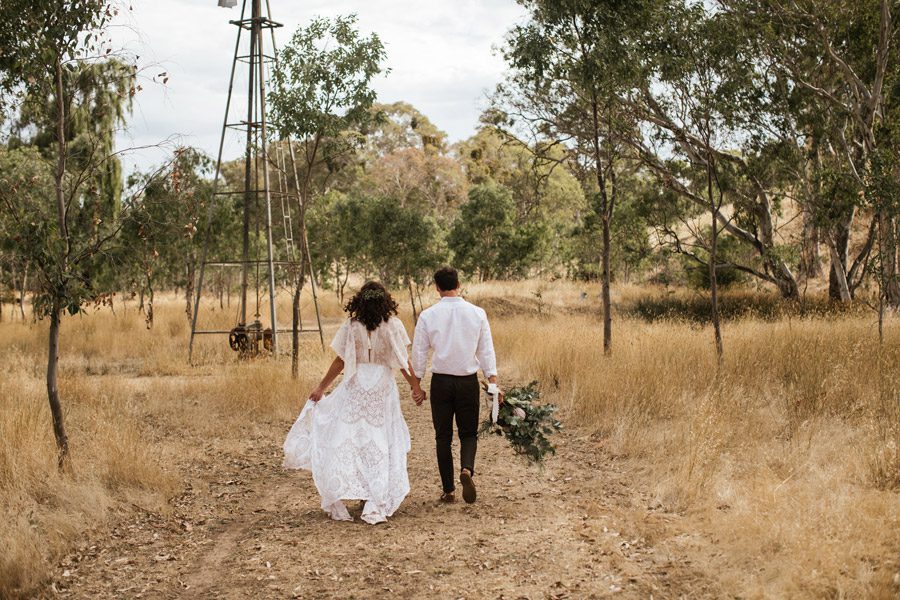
[[49, 385, 721, 599]]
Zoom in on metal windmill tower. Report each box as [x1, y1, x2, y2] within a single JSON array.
[[189, 0, 324, 362]]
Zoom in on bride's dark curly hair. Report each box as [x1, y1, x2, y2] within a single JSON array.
[[344, 281, 399, 331]]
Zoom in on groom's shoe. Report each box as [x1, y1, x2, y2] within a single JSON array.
[[460, 469, 476, 504], [440, 491, 456, 503]]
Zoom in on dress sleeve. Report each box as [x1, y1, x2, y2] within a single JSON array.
[[330, 319, 358, 378], [387, 318, 411, 371]]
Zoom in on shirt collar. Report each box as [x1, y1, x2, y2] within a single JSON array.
[[440, 296, 464, 303]]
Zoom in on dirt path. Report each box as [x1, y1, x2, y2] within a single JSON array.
[[47, 384, 722, 599]]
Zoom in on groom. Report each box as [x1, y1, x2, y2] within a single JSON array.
[[412, 266, 501, 504]]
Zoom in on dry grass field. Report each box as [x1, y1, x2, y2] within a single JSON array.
[[1, 281, 898, 598]]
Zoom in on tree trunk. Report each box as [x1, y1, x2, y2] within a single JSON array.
[[145, 276, 155, 328], [185, 260, 195, 323], [600, 213, 612, 355], [707, 160, 724, 366], [49, 55, 70, 468], [292, 279, 302, 380], [340, 267, 350, 305], [147, 285, 155, 329], [590, 92, 612, 356], [19, 262, 28, 320], [879, 211, 900, 308], [800, 210, 821, 279], [334, 263, 341, 302], [828, 209, 854, 301], [827, 239, 852, 303], [47, 302, 69, 467], [800, 130, 822, 279]]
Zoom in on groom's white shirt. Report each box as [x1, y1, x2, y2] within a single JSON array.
[[411, 296, 497, 379]]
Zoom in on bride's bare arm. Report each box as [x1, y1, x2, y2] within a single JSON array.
[[308, 357, 344, 402], [400, 360, 425, 406]]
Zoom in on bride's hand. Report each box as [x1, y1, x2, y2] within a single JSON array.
[[411, 385, 425, 406], [308, 385, 325, 403]]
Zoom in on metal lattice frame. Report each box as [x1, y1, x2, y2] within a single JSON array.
[[189, 0, 324, 362]]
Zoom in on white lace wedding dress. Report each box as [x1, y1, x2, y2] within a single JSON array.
[[283, 317, 412, 524]]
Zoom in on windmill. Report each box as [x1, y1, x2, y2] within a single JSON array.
[[189, 0, 324, 362]]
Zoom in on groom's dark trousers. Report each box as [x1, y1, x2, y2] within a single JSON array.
[[430, 373, 480, 494]]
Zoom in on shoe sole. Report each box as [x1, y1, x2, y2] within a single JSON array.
[[460, 471, 476, 504]]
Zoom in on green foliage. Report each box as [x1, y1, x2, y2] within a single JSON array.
[[121, 148, 220, 295], [15, 60, 134, 219], [626, 290, 861, 323], [0, 1, 141, 321], [682, 234, 749, 291], [307, 190, 370, 287], [0, 0, 113, 101], [448, 182, 545, 280], [0, 146, 58, 306], [364, 101, 447, 156], [270, 14, 386, 143], [568, 180, 654, 281], [480, 381, 562, 464], [366, 196, 445, 285], [308, 192, 446, 292]]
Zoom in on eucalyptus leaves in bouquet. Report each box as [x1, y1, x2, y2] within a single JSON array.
[[480, 381, 562, 463]]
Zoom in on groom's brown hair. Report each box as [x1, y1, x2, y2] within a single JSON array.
[[434, 266, 459, 291]]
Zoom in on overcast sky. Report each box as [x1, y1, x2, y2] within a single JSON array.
[[110, 0, 527, 174]]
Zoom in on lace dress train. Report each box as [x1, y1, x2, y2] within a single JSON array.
[[283, 317, 412, 524]]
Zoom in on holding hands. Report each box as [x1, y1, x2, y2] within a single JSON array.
[[411, 381, 426, 406]]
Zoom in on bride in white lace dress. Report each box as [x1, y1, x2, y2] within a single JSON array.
[[283, 282, 425, 524]]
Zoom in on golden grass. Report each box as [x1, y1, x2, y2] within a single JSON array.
[[1, 281, 898, 598], [0, 292, 331, 597], [490, 308, 900, 598]]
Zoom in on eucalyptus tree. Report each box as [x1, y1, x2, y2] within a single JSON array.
[[0, 1, 174, 467], [457, 127, 585, 274], [362, 102, 468, 224], [14, 59, 133, 230], [366, 195, 445, 321], [366, 147, 468, 222], [364, 101, 447, 157], [720, 0, 898, 304], [496, 0, 658, 355], [269, 13, 386, 377], [123, 148, 222, 327], [625, 1, 806, 302], [0, 146, 54, 321], [305, 190, 371, 302], [448, 182, 544, 281], [0, 0, 118, 466]]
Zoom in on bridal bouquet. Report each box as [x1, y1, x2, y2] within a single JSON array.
[[480, 381, 562, 463]]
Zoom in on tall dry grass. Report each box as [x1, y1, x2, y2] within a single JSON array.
[[491, 308, 900, 598], [2, 281, 898, 598], [0, 292, 333, 597]]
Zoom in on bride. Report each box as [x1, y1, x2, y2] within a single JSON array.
[[283, 281, 425, 524]]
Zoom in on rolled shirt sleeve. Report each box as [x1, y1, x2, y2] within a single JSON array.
[[475, 311, 497, 378], [411, 314, 430, 379]]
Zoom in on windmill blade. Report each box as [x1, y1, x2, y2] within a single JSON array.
[[218, 0, 237, 7]]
